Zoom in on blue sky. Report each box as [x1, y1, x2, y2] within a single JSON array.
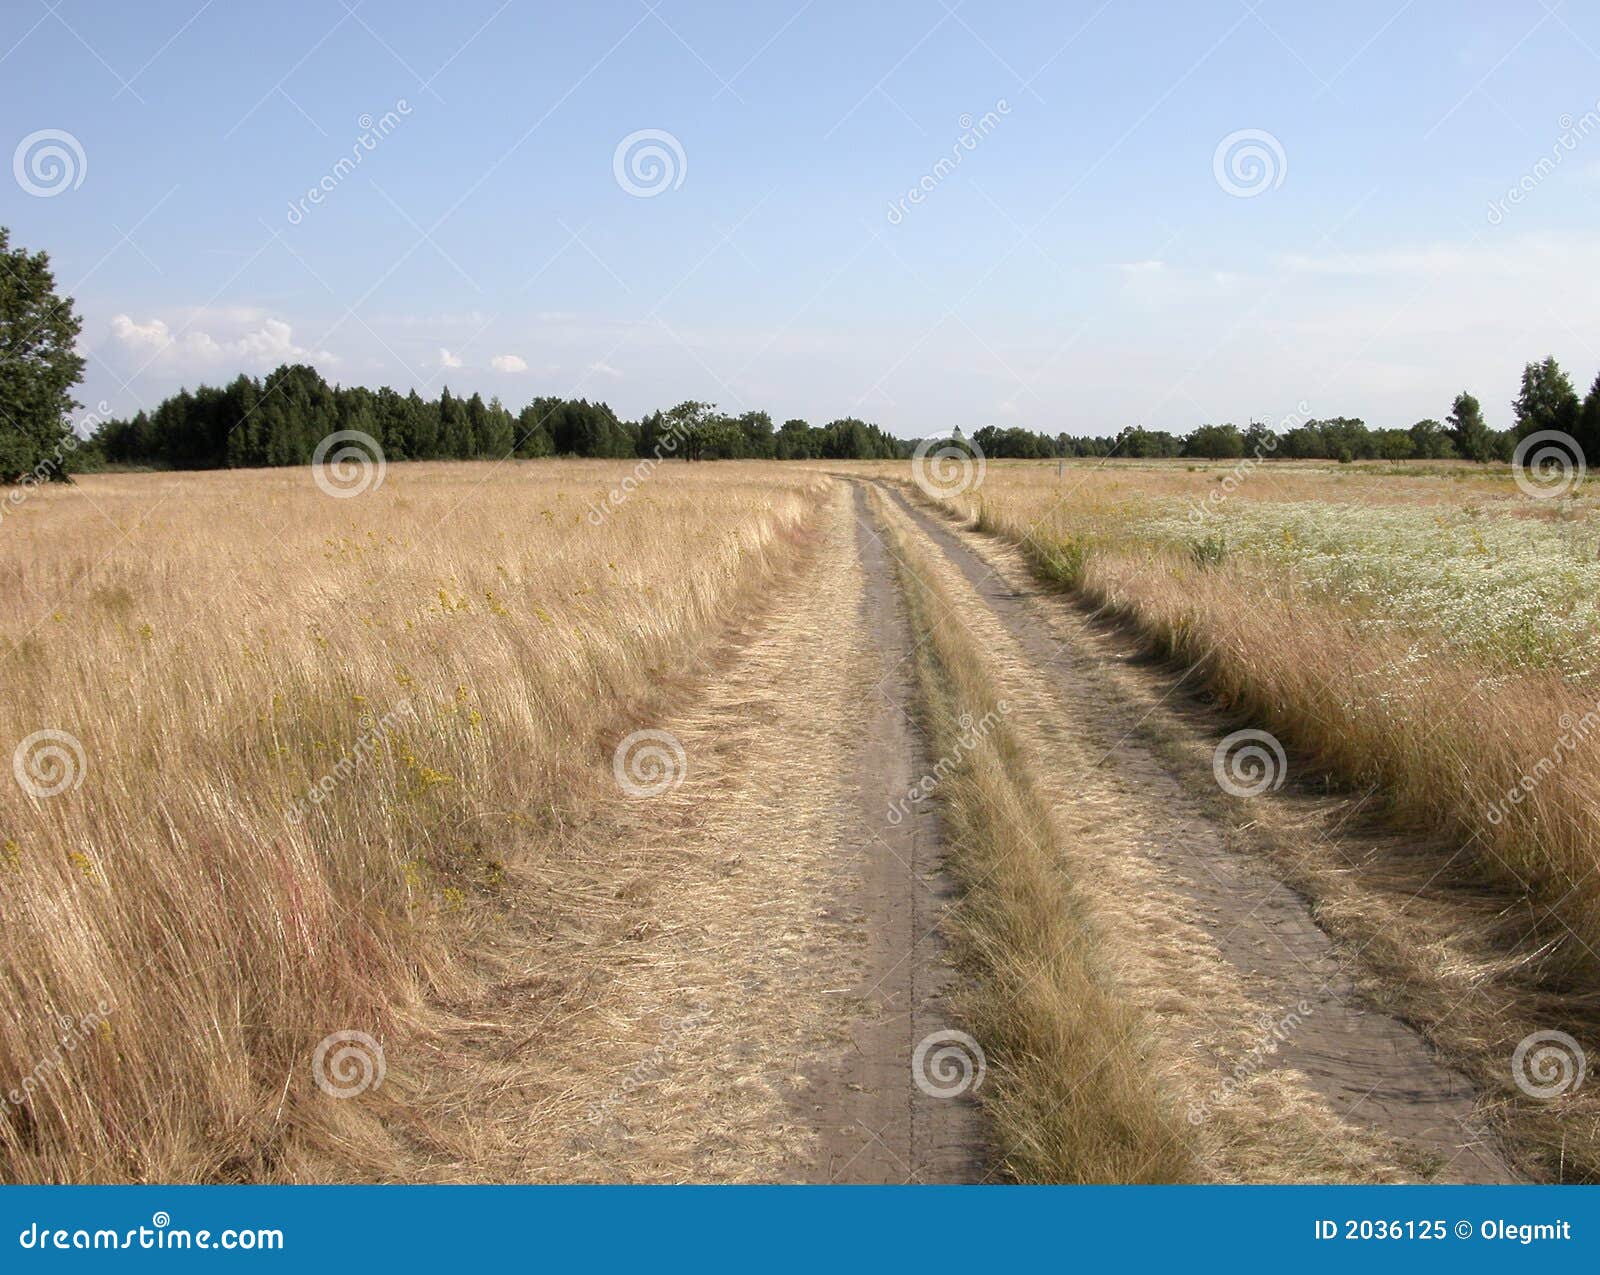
[[4, 0, 1599, 438]]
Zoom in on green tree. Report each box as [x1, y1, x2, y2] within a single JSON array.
[[1448, 392, 1495, 462], [1577, 372, 1600, 463], [664, 400, 714, 461], [0, 228, 86, 483], [1183, 423, 1245, 460], [439, 387, 472, 456], [1374, 428, 1415, 461], [479, 395, 515, 458], [1407, 418, 1454, 460], [1512, 357, 1580, 439]]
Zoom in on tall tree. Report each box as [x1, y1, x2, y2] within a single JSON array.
[[0, 228, 86, 483], [438, 387, 472, 456], [1407, 418, 1454, 459], [1577, 372, 1600, 463], [1447, 391, 1495, 462], [1512, 357, 1580, 439]]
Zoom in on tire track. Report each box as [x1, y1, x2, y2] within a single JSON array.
[[877, 481, 1513, 1183], [793, 484, 986, 1182]]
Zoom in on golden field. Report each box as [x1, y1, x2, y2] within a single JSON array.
[[0, 460, 823, 1181]]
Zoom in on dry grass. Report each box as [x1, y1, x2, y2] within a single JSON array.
[[930, 462, 1600, 969], [0, 460, 824, 1182], [876, 459, 1600, 1182], [866, 485, 1199, 1183]]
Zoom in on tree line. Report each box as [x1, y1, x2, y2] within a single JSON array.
[[4, 225, 1599, 482], [90, 365, 908, 468], [973, 357, 1600, 464]]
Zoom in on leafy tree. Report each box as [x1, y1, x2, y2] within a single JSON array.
[[1183, 423, 1245, 460], [0, 227, 86, 483], [1374, 428, 1415, 461], [1447, 391, 1495, 462], [663, 400, 714, 461], [1242, 421, 1279, 457], [439, 387, 472, 456], [774, 418, 814, 460], [1576, 373, 1600, 464], [1407, 418, 1454, 460], [515, 402, 554, 457], [1512, 357, 1580, 439], [736, 410, 775, 459], [479, 395, 515, 458]]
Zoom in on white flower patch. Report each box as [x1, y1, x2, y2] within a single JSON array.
[[1145, 499, 1600, 678]]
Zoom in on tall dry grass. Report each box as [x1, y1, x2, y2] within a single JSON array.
[[0, 459, 824, 1182], [929, 465, 1600, 976]]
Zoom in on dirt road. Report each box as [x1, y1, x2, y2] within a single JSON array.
[[409, 475, 1511, 1183]]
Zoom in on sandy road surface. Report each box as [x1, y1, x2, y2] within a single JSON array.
[[405, 481, 985, 1182]]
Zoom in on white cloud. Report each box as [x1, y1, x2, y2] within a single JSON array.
[[490, 353, 528, 373], [587, 360, 622, 378], [108, 312, 335, 370], [438, 347, 463, 369]]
